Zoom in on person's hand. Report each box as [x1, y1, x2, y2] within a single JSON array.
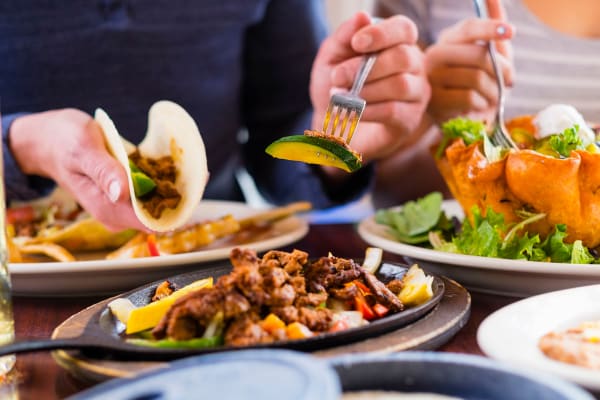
[[9, 108, 148, 231], [424, 0, 515, 125], [310, 11, 431, 165]]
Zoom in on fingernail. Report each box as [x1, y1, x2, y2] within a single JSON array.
[[354, 33, 372, 50], [108, 180, 121, 203], [496, 24, 509, 37]]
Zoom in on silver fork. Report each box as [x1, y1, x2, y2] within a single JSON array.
[[472, 0, 518, 149], [322, 53, 377, 144]]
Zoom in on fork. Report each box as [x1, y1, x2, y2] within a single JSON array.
[[472, 0, 518, 149], [322, 53, 377, 144]]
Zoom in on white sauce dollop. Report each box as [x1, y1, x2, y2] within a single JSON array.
[[534, 104, 595, 146]]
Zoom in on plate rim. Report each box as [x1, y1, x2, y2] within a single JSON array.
[[358, 199, 600, 276], [477, 284, 600, 390]]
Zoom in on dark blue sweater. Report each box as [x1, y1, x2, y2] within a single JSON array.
[[0, 0, 370, 208]]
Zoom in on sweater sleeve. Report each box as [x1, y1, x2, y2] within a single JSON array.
[[2, 112, 56, 202]]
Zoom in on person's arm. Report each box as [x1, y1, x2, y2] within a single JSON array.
[[244, 1, 431, 209], [370, 0, 514, 207], [241, 0, 371, 208]]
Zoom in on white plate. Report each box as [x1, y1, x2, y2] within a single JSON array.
[[477, 285, 600, 391], [10, 200, 308, 297], [358, 200, 600, 297]]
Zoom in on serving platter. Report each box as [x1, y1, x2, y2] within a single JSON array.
[[478, 284, 600, 392], [358, 200, 600, 297], [10, 200, 308, 297], [50, 261, 470, 382]]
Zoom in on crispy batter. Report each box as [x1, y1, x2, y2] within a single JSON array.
[[436, 137, 600, 247]]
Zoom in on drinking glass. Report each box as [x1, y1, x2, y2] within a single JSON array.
[[0, 108, 16, 375]]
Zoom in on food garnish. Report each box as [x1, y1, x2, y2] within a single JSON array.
[[112, 247, 432, 349], [265, 130, 362, 173]]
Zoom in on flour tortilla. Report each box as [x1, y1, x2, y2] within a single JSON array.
[[95, 101, 209, 232]]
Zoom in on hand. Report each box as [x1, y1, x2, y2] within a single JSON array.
[[310, 12, 431, 165], [9, 109, 148, 231], [424, 0, 515, 125]]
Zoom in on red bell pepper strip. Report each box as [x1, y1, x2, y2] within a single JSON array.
[[354, 292, 375, 320], [147, 234, 160, 257], [353, 280, 371, 295], [372, 303, 389, 318], [6, 205, 36, 225]]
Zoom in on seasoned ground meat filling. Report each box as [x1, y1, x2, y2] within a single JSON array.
[[129, 150, 181, 218], [151, 248, 405, 346]]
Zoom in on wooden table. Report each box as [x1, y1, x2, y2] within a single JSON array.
[[9, 224, 517, 400]]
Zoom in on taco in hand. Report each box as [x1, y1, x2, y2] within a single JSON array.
[[96, 101, 209, 232]]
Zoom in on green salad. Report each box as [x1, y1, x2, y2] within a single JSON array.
[[375, 192, 597, 264]]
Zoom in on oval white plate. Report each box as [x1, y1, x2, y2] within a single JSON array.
[[358, 200, 600, 297], [10, 200, 308, 297], [477, 285, 600, 391]]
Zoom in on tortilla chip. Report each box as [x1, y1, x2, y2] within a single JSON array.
[[29, 218, 137, 252]]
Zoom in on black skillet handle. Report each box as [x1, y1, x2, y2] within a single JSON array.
[[0, 337, 106, 356]]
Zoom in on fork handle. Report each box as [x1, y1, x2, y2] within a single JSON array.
[[350, 54, 377, 96], [472, 0, 509, 131]]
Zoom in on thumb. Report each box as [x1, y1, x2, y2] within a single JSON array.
[[82, 120, 131, 204], [83, 149, 130, 204]]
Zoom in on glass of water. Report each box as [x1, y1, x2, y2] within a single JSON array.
[[0, 107, 16, 375]]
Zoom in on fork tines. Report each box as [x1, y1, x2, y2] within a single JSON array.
[[322, 93, 366, 144]]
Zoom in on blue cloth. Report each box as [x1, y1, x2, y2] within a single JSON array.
[[0, 0, 372, 208]]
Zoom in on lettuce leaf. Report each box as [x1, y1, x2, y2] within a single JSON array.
[[375, 192, 451, 244], [376, 193, 597, 264], [548, 125, 584, 157], [435, 117, 486, 158]]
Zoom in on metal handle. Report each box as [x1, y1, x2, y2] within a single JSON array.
[[350, 54, 377, 96]]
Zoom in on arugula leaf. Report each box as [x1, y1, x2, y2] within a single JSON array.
[[435, 117, 486, 158], [548, 125, 584, 157], [375, 192, 447, 244]]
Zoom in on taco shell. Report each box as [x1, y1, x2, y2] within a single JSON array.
[[95, 101, 209, 232]]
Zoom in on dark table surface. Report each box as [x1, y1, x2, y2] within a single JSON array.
[[10, 223, 517, 400]]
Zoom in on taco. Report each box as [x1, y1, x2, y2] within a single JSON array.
[[96, 100, 209, 232]]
